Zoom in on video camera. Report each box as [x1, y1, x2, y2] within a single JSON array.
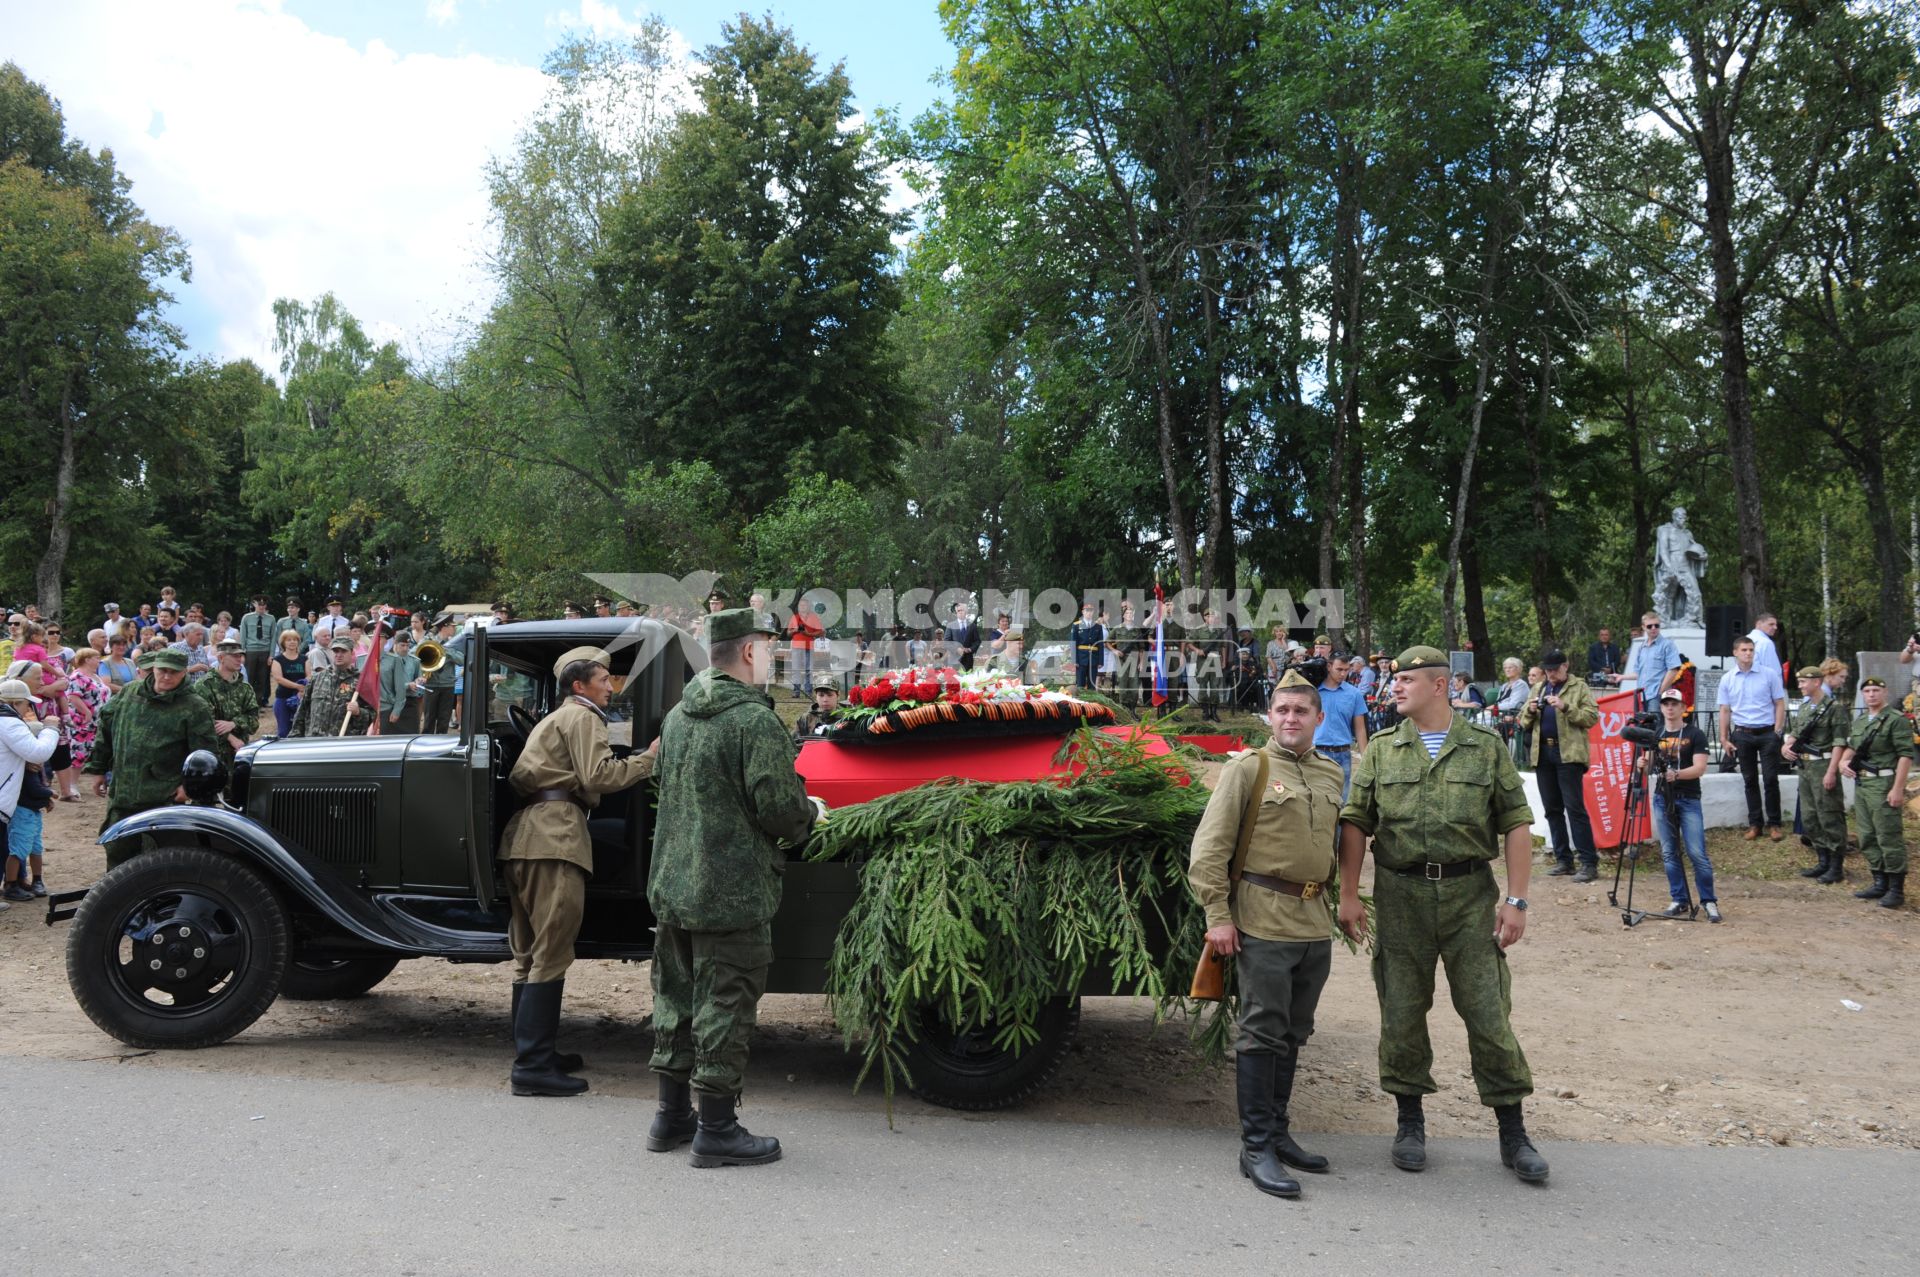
[[1620, 709, 1664, 749]]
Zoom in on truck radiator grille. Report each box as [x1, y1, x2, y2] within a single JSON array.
[[267, 784, 379, 866]]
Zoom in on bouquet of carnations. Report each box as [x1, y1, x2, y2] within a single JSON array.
[[830, 666, 1113, 738]]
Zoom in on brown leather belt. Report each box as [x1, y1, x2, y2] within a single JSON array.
[[528, 786, 588, 811], [1238, 870, 1326, 901]]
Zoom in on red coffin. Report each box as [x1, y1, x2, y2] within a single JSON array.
[[797, 724, 1191, 807]]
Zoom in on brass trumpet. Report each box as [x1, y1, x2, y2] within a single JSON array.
[[415, 640, 447, 675]]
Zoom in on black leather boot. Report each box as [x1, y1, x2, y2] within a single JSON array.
[[510, 979, 588, 1097], [689, 1093, 781, 1168], [647, 1075, 698, 1152], [1236, 1054, 1300, 1198], [1818, 849, 1846, 885], [1799, 849, 1830, 879], [512, 981, 584, 1073], [1271, 1055, 1329, 1173], [1495, 1103, 1549, 1183], [1879, 872, 1906, 910], [1854, 870, 1889, 900], [1545, 856, 1574, 877], [1391, 1092, 1427, 1172]]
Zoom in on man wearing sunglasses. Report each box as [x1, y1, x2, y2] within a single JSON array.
[[1627, 611, 1682, 710]]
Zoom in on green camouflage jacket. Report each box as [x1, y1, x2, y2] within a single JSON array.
[[649, 669, 817, 930], [292, 661, 370, 737], [1787, 693, 1849, 755], [83, 676, 218, 810], [1341, 715, 1533, 869], [194, 672, 259, 765]]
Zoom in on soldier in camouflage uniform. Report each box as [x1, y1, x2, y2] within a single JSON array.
[[648, 608, 820, 1168], [195, 639, 260, 769], [1780, 664, 1850, 884], [84, 648, 217, 868], [1108, 601, 1140, 709], [1187, 609, 1228, 722], [1838, 676, 1915, 910], [292, 636, 371, 737], [1338, 646, 1547, 1184]]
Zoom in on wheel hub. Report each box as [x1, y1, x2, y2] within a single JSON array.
[[139, 922, 212, 983]]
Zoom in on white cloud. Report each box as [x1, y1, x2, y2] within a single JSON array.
[[426, 0, 460, 27], [5, 0, 550, 373], [547, 0, 651, 38]]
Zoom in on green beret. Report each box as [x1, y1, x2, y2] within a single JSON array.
[[1393, 645, 1449, 673], [706, 607, 777, 645], [1795, 666, 1824, 681], [146, 648, 189, 672]]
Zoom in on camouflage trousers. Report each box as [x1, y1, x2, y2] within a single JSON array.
[[1854, 778, 1908, 873], [1234, 935, 1331, 1058], [1370, 863, 1532, 1107], [101, 804, 152, 870], [649, 920, 773, 1097], [1797, 762, 1849, 858]]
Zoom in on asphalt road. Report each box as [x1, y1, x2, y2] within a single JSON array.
[[4, 1056, 1909, 1276]]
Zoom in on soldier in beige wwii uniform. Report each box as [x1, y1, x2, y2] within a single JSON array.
[[499, 645, 659, 1097], [1189, 669, 1346, 1199], [1338, 646, 1548, 1184]]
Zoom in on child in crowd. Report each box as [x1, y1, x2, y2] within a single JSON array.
[[0, 678, 59, 903]]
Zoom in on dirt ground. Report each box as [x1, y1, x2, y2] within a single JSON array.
[[3, 717, 1915, 1151]]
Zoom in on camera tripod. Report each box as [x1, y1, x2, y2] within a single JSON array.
[[1608, 747, 1698, 927]]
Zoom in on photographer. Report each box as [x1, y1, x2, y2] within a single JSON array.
[[1517, 650, 1600, 880], [1638, 688, 1720, 922], [1714, 636, 1787, 841]]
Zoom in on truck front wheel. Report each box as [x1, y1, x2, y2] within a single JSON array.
[[66, 846, 290, 1049]]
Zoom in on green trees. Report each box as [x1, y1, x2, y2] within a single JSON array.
[[0, 63, 190, 620], [597, 15, 911, 517]]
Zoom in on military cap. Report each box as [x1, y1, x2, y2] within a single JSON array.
[[328, 635, 355, 652], [1392, 645, 1449, 673], [811, 676, 838, 694], [391, 630, 412, 645], [1274, 669, 1317, 691], [1540, 649, 1568, 669], [1313, 633, 1331, 647], [1862, 676, 1887, 689], [705, 607, 777, 645], [1795, 665, 1825, 681], [326, 596, 344, 606], [145, 648, 189, 672], [215, 638, 245, 653], [553, 645, 610, 679]]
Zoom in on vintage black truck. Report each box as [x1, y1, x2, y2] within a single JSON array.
[[48, 618, 1097, 1108]]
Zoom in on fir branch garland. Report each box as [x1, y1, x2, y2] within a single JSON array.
[[806, 727, 1369, 1109]]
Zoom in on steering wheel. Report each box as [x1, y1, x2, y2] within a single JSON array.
[[507, 702, 539, 743]]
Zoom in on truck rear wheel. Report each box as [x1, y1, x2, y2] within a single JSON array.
[[280, 955, 401, 1001], [901, 996, 1080, 1111], [66, 845, 290, 1049]]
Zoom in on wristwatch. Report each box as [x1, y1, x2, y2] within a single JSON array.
[[1504, 896, 1528, 911]]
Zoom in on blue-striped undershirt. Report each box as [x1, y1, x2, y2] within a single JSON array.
[[1419, 730, 1449, 759]]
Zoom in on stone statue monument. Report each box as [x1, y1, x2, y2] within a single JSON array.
[[1652, 506, 1707, 628]]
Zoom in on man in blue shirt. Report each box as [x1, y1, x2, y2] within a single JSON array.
[[1715, 635, 1788, 840], [1314, 653, 1370, 799], [1620, 611, 1681, 708]]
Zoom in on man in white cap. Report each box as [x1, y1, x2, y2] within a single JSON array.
[[498, 645, 659, 1097]]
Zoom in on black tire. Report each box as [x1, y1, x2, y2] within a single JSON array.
[[279, 954, 401, 1001], [66, 845, 290, 1050], [900, 995, 1081, 1111]]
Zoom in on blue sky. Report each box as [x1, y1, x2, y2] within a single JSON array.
[[5, 1, 954, 371]]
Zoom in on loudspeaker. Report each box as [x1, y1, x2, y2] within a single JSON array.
[[1705, 605, 1745, 657]]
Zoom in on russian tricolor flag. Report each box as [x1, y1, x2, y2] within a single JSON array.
[[1150, 581, 1168, 707]]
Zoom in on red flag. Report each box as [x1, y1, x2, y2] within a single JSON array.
[[355, 615, 385, 736]]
